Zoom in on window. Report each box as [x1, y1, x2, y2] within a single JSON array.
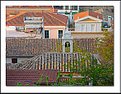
[[91, 24, 95, 31], [86, 24, 91, 32], [70, 6, 78, 10], [12, 58, 17, 63], [65, 6, 69, 10], [73, 6, 78, 10], [45, 30, 49, 38], [81, 24, 85, 31], [58, 30, 63, 38]]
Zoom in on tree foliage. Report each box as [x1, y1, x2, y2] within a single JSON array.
[[79, 31, 114, 86], [96, 31, 114, 64]]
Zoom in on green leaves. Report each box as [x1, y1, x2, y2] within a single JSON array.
[[16, 82, 22, 86], [96, 31, 114, 63], [46, 76, 49, 86], [79, 50, 114, 86]]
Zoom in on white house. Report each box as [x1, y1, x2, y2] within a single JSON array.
[[74, 11, 103, 32]]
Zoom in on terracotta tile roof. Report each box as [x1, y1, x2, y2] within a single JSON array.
[[7, 12, 26, 22], [6, 11, 68, 26], [6, 69, 58, 86], [6, 38, 62, 57], [6, 15, 16, 20], [74, 11, 103, 21]]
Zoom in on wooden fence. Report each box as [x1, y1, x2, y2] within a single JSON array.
[[7, 52, 96, 72]]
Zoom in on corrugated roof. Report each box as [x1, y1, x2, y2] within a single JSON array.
[[6, 11, 68, 26], [74, 11, 103, 21]]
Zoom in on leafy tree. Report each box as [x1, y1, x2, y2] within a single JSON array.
[[80, 55, 114, 86], [96, 31, 114, 64], [79, 31, 114, 86]]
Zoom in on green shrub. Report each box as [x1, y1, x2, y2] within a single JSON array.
[[16, 82, 22, 86]]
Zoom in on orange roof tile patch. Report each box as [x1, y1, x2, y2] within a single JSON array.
[[6, 11, 68, 26], [74, 11, 103, 21]]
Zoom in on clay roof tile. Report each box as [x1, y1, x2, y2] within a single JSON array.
[[6, 11, 68, 26], [74, 11, 103, 21]]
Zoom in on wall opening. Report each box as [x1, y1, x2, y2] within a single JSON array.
[[65, 41, 70, 52], [12, 58, 17, 63]]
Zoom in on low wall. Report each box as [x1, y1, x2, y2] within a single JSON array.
[[71, 32, 104, 39]]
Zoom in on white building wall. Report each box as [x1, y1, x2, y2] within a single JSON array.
[[6, 58, 30, 63], [75, 21, 102, 32]]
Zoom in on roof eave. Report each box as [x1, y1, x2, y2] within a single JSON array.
[[74, 16, 103, 23]]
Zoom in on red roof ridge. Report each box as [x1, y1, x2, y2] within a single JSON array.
[[7, 12, 27, 22], [46, 12, 67, 26]]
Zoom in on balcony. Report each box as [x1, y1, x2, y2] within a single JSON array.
[[24, 20, 43, 24]]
